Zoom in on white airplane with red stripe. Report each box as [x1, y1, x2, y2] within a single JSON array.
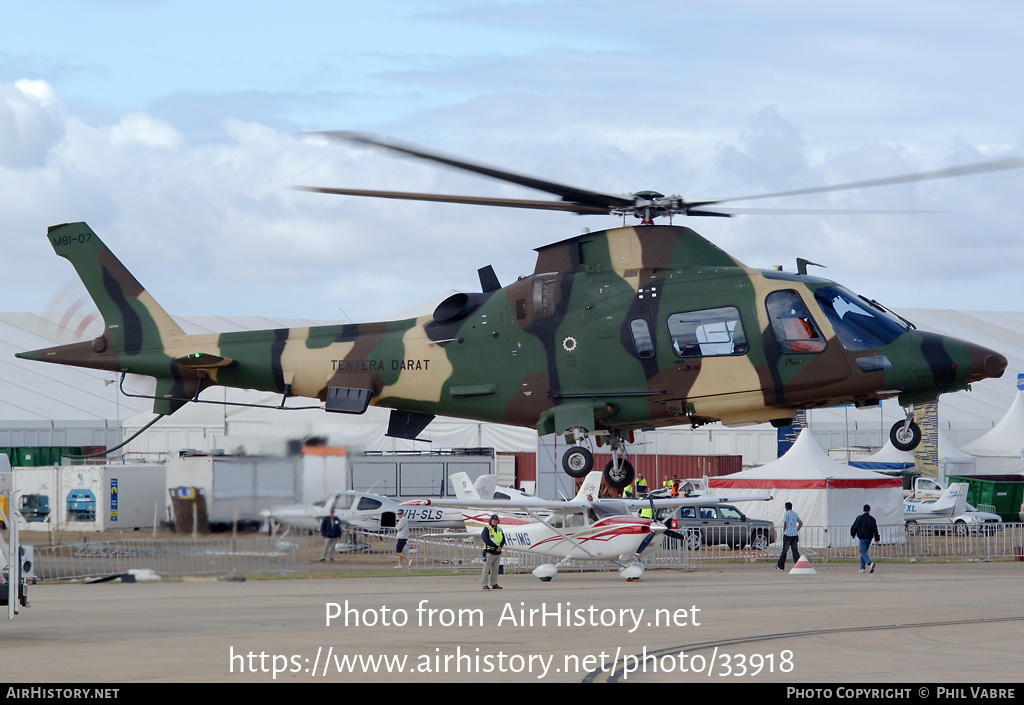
[[405, 471, 771, 582]]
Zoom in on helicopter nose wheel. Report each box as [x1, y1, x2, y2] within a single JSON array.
[[890, 419, 922, 451]]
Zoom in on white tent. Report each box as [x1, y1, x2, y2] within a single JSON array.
[[849, 440, 915, 471], [938, 427, 976, 479], [708, 430, 904, 547], [959, 392, 1024, 475]]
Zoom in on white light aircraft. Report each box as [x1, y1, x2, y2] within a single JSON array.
[[405, 472, 771, 582], [263, 490, 463, 534], [903, 483, 969, 522], [262, 475, 535, 534]]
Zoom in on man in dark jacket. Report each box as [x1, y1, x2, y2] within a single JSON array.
[[320, 508, 343, 562], [850, 504, 880, 573], [481, 515, 505, 590]]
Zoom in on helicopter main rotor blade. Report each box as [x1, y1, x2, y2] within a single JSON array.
[[700, 157, 1024, 207], [301, 132, 1024, 221], [291, 186, 611, 214], [313, 131, 634, 210], [699, 207, 940, 216]]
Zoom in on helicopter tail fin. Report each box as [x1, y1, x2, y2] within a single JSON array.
[[17, 222, 201, 415], [42, 222, 187, 351]]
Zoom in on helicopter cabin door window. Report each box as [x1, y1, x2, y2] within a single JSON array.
[[629, 318, 656, 359], [766, 290, 826, 354], [666, 307, 748, 357]]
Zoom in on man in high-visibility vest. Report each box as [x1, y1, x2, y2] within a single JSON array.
[[636, 474, 649, 496], [481, 514, 506, 590]]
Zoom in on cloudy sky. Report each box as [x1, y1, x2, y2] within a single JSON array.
[[2, 0, 1023, 326]]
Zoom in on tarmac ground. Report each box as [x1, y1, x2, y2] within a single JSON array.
[[2, 558, 1022, 685]]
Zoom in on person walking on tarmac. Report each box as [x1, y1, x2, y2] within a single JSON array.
[[776, 502, 803, 571], [481, 514, 506, 590], [851, 504, 880, 573]]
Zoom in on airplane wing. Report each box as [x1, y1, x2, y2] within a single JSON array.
[[614, 494, 773, 511], [404, 493, 772, 514], [403, 498, 591, 513]]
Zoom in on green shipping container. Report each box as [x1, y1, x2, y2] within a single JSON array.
[[949, 475, 1024, 522]]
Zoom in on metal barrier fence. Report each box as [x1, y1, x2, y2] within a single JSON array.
[[29, 523, 1024, 581], [32, 536, 304, 580], [673, 523, 1024, 564]]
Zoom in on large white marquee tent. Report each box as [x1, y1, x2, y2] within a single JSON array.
[[709, 430, 904, 546]]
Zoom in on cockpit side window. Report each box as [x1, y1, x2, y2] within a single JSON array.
[[355, 497, 383, 511], [766, 290, 826, 354]]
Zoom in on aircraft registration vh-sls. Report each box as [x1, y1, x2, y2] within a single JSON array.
[[16, 134, 1011, 489], [405, 472, 771, 581]]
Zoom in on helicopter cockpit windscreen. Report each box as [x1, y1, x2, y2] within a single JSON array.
[[813, 286, 909, 351]]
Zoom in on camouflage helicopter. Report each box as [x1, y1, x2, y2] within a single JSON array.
[[17, 134, 1013, 489]]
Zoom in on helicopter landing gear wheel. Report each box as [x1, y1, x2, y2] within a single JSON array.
[[562, 446, 594, 478], [890, 420, 922, 451], [603, 459, 635, 490]]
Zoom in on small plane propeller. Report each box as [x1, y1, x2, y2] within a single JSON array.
[[295, 132, 1024, 222]]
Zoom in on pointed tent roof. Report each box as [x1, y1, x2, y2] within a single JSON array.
[[960, 391, 1024, 458], [938, 427, 975, 463], [850, 440, 915, 470], [711, 430, 900, 489]]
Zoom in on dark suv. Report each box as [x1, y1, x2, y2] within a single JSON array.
[[658, 503, 776, 550]]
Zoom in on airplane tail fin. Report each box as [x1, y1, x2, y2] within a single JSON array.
[[17, 223, 199, 414], [473, 474, 499, 500], [931, 483, 970, 516], [450, 472, 484, 500], [572, 471, 604, 502]]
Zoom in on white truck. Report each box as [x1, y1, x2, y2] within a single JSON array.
[[903, 475, 947, 500]]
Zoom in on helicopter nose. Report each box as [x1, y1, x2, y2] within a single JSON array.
[[970, 345, 1007, 382]]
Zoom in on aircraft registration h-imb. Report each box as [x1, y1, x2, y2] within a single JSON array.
[[16, 134, 1011, 489]]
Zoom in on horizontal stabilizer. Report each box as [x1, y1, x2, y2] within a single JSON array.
[[386, 410, 434, 440]]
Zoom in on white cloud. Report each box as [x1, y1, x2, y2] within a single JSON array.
[[0, 79, 65, 168], [109, 112, 183, 149]]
